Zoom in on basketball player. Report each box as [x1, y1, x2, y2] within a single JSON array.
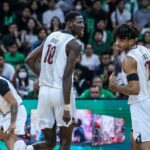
[[109, 24, 150, 150], [0, 76, 27, 150], [22, 11, 84, 150]]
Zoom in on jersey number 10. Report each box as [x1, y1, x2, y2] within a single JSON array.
[[44, 44, 56, 64]]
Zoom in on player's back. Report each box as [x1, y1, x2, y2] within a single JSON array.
[[126, 45, 150, 104], [39, 31, 75, 89]]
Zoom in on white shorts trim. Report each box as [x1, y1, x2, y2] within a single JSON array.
[[37, 86, 76, 129], [130, 99, 150, 143]]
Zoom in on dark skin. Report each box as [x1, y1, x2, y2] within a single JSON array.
[[25, 15, 84, 150], [0, 91, 18, 150]]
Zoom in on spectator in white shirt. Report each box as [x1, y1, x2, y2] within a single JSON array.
[[42, 0, 64, 28], [81, 44, 100, 71], [111, 0, 131, 29], [0, 51, 15, 81]]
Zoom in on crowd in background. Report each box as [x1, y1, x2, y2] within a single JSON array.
[[0, 0, 150, 99]]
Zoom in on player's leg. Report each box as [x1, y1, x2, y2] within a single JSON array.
[[130, 100, 150, 150], [59, 125, 74, 150], [140, 142, 150, 150], [130, 130, 140, 150], [31, 124, 56, 150], [30, 86, 56, 150]]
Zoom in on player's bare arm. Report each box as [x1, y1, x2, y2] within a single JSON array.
[[63, 39, 82, 123], [109, 56, 140, 96], [25, 42, 44, 76], [4, 91, 18, 135]]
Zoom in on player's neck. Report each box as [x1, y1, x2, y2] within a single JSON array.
[[125, 44, 137, 53], [63, 28, 74, 36]]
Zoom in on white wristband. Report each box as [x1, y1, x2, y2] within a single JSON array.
[[64, 104, 70, 111]]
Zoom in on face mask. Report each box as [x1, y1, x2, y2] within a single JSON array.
[[18, 72, 27, 79]]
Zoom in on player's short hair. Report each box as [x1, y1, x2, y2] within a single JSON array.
[[65, 11, 81, 23], [113, 24, 139, 40]]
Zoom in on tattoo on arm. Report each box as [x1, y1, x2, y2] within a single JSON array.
[[11, 103, 18, 124]]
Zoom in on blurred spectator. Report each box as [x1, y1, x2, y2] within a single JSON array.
[[74, 55, 91, 96], [13, 65, 33, 98], [84, 0, 108, 42], [141, 19, 150, 35], [0, 50, 15, 81], [30, 0, 43, 27], [26, 79, 39, 99], [73, 118, 86, 143], [80, 76, 115, 99], [42, 0, 64, 28], [48, 16, 63, 34], [134, 0, 150, 30], [0, 2, 16, 31], [21, 17, 38, 53], [111, 0, 131, 29], [97, 51, 112, 76], [16, 7, 31, 31], [31, 27, 47, 50], [92, 30, 110, 56], [81, 44, 100, 76], [4, 41, 25, 68], [56, 0, 74, 12], [143, 31, 150, 49], [89, 85, 100, 99], [96, 19, 114, 45], [0, 22, 21, 52]]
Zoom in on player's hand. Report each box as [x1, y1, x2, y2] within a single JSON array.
[[0, 129, 6, 140], [6, 123, 16, 138], [109, 72, 120, 92], [63, 110, 71, 124]]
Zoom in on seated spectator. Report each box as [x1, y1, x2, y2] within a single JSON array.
[[4, 40, 25, 68], [134, 0, 150, 30], [30, 0, 43, 27], [96, 19, 114, 45], [31, 27, 47, 50], [16, 7, 31, 31], [97, 51, 112, 76], [89, 86, 100, 99], [74, 55, 91, 96], [0, 22, 21, 53], [80, 76, 115, 99], [0, 2, 16, 31], [26, 79, 39, 99], [81, 44, 100, 77], [141, 19, 150, 35], [0, 51, 15, 81], [48, 16, 63, 34], [21, 17, 38, 53], [13, 65, 33, 98], [92, 30, 110, 55], [111, 0, 131, 29], [42, 0, 64, 28]]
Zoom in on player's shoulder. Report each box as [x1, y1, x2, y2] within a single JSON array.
[[67, 38, 82, 50], [0, 78, 9, 88]]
